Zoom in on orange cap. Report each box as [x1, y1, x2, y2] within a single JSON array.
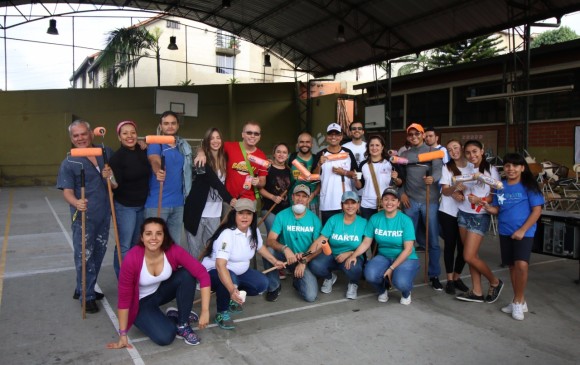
[[406, 123, 424, 134]]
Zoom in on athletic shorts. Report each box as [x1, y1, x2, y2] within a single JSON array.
[[499, 235, 534, 265], [457, 210, 490, 236]]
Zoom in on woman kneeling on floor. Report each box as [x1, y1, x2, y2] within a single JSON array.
[[202, 198, 285, 330], [346, 186, 419, 305], [108, 217, 211, 348]]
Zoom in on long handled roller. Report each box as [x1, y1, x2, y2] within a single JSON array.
[[144, 136, 175, 218], [93, 127, 122, 268], [424, 167, 430, 283], [390, 149, 445, 165]]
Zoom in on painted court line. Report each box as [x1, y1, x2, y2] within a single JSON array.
[[45, 196, 145, 365]]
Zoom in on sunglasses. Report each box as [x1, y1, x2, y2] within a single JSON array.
[[245, 131, 261, 136], [407, 132, 421, 137], [350, 127, 364, 131]]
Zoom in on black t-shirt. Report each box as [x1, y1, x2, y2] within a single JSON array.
[[109, 146, 151, 207], [261, 166, 291, 214]]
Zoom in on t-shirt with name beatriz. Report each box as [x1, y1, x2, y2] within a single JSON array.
[[364, 210, 418, 260], [270, 207, 322, 253], [321, 213, 367, 257], [492, 181, 544, 237]]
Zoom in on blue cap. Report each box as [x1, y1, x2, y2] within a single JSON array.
[[341, 190, 360, 203]]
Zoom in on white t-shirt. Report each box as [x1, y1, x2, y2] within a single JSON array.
[[359, 159, 393, 209], [457, 165, 501, 215], [318, 149, 357, 211], [139, 253, 172, 299], [202, 227, 263, 275], [202, 171, 225, 218], [439, 162, 474, 217], [343, 141, 367, 194]]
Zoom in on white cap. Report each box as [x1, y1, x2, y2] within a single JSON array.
[[327, 123, 341, 133]]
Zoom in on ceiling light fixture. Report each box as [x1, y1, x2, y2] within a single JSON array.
[[168, 36, 178, 50], [47, 19, 59, 35], [336, 24, 345, 42], [264, 54, 271, 67]]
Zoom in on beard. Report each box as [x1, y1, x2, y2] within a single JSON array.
[[299, 146, 311, 154]]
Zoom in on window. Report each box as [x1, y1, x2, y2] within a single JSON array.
[[166, 20, 180, 29], [390, 95, 404, 130], [529, 70, 580, 120], [216, 54, 235, 74], [453, 81, 506, 125], [407, 89, 449, 127]]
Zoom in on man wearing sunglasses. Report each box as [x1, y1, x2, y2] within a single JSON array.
[[343, 122, 367, 197], [399, 123, 443, 291]]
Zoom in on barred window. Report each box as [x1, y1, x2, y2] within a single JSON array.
[[166, 20, 180, 29]]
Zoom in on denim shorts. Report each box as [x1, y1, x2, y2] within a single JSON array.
[[457, 210, 490, 236]]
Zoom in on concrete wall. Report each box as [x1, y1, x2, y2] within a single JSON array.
[[0, 83, 299, 186]]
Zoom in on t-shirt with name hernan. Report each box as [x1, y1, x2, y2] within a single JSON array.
[[321, 213, 367, 257], [270, 207, 322, 253], [364, 210, 418, 260]]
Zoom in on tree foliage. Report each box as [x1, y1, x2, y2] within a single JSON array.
[[429, 34, 504, 68], [531, 26, 579, 48]]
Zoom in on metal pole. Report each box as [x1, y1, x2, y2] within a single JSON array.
[[185, 25, 188, 81], [387, 61, 392, 148], [72, 17, 75, 82], [4, 16, 7, 91]]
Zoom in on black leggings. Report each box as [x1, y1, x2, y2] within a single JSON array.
[[438, 211, 466, 275]]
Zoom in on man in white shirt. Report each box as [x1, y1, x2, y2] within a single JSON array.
[[424, 127, 450, 164], [343, 121, 367, 196]]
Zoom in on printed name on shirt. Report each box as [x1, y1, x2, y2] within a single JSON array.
[[330, 233, 360, 242], [285, 225, 314, 233], [374, 229, 403, 237]]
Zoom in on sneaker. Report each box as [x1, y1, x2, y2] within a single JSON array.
[[176, 324, 201, 345], [485, 279, 504, 303], [444, 281, 456, 295], [400, 293, 412, 305], [165, 307, 199, 325], [215, 311, 235, 330], [228, 300, 243, 314], [378, 291, 389, 303], [454, 278, 469, 293], [456, 290, 484, 303], [430, 277, 443, 291], [278, 269, 287, 280], [320, 273, 337, 294], [346, 283, 358, 300], [73, 291, 104, 300], [501, 301, 529, 314], [85, 300, 99, 314], [266, 285, 281, 302], [511, 302, 525, 321]]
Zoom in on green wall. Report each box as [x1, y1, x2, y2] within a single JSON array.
[[0, 83, 299, 186]]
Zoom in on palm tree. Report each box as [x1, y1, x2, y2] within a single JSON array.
[[98, 26, 161, 87]]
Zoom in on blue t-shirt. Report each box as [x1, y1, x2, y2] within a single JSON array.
[[271, 207, 322, 253], [145, 144, 185, 208], [321, 213, 367, 257], [364, 211, 417, 260], [493, 181, 544, 237]]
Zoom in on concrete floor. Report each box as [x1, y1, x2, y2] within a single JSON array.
[[0, 186, 579, 365]]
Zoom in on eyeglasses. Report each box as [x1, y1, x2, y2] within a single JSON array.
[[245, 131, 261, 136], [350, 127, 364, 131], [407, 132, 421, 137]]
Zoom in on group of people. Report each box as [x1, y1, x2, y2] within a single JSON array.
[[57, 115, 544, 349]]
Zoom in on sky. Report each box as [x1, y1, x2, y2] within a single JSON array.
[[1, 5, 580, 91]]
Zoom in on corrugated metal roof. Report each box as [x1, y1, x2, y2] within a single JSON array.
[[5, 0, 580, 77]]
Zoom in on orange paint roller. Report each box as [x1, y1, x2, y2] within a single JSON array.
[[93, 126, 106, 137], [321, 240, 332, 255], [145, 135, 176, 144], [417, 150, 445, 163], [248, 153, 271, 169], [292, 159, 311, 178], [326, 152, 349, 161], [70, 148, 103, 157]]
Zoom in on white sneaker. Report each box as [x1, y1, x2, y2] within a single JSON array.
[[378, 292, 389, 303], [512, 302, 525, 321], [501, 301, 528, 314], [400, 293, 412, 305], [320, 273, 337, 294], [346, 283, 358, 300]]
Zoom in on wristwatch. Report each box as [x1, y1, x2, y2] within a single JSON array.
[[299, 258, 307, 265]]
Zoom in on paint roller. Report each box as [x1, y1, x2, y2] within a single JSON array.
[[298, 173, 320, 181], [452, 174, 476, 185], [243, 175, 253, 190], [387, 150, 398, 156], [145, 135, 176, 144], [70, 148, 103, 157], [321, 240, 332, 256], [292, 159, 311, 178], [248, 154, 271, 169], [390, 150, 444, 165], [474, 172, 503, 190], [326, 152, 349, 161], [93, 126, 106, 137]]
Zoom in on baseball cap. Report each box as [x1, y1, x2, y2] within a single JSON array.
[[327, 123, 342, 133], [341, 190, 360, 203], [293, 184, 311, 196], [234, 198, 256, 212], [381, 187, 400, 199], [406, 123, 424, 134]]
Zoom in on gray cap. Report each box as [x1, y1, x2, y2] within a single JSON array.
[[341, 190, 360, 203], [381, 186, 399, 199], [293, 184, 311, 196], [234, 198, 256, 212]]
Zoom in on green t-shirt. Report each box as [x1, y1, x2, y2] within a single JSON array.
[[364, 211, 418, 260], [289, 154, 319, 205], [271, 207, 322, 253], [321, 213, 367, 257]]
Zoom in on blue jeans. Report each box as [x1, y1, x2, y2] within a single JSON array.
[[72, 213, 109, 301], [113, 202, 145, 278], [146, 206, 184, 246], [260, 210, 277, 234], [364, 255, 420, 298], [209, 268, 269, 312], [308, 253, 364, 285], [404, 199, 441, 277], [263, 249, 319, 302], [134, 268, 197, 346]]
